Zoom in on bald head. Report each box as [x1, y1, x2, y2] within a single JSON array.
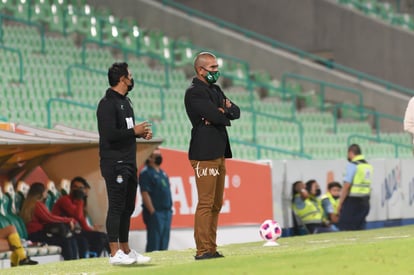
[[194, 52, 219, 83], [194, 52, 217, 71]]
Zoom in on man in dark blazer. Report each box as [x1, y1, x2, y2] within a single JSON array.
[[184, 52, 240, 260]]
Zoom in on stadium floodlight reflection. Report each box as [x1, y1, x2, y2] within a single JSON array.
[[132, 26, 140, 37], [108, 15, 115, 24], [84, 4, 90, 15], [67, 4, 73, 15], [164, 48, 170, 59], [186, 48, 192, 58], [90, 26, 97, 37], [112, 26, 118, 37], [217, 58, 223, 67]]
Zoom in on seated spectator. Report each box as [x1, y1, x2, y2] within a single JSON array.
[[78, 177, 110, 256], [291, 180, 335, 234], [321, 181, 342, 231], [20, 182, 78, 260], [0, 224, 38, 267], [52, 177, 108, 257]]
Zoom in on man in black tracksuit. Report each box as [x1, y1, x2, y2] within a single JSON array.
[[184, 52, 240, 260], [96, 62, 152, 265]]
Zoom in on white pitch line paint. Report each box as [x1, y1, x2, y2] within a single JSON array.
[[306, 240, 331, 243], [374, 235, 410, 240]]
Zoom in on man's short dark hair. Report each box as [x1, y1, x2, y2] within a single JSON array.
[[71, 176, 90, 189], [348, 144, 362, 155], [327, 181, 342, 190], [108, 62, 129, 87]]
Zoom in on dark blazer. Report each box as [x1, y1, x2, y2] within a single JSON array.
[[184, 77, 240, 160]]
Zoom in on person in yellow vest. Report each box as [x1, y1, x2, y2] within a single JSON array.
[[320, 181, 342, 231], [291, 180, 335, 234], [338, 144, 373, 230]]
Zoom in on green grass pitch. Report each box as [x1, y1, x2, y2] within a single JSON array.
[[4, 225, 414, 274]]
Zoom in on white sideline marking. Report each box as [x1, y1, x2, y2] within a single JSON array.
[[374, 235, 410, 240], [306, 240, 331, 243]]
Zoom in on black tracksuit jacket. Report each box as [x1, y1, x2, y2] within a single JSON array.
[[96, 88, 137, 166]]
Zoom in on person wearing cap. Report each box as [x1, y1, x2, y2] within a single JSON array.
[[184, 52, 240, 260]]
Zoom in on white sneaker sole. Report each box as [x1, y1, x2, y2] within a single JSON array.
[[135, 257, 151, 264], [109, 259, 136, 265]]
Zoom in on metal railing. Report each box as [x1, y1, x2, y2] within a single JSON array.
[[241, 108, 305, 154], [347, 134, 411, 158], [161, 0, 414, 96], [65, 63, 166, 120], [46, 97, 157, 135], [333, 103, 404, 137], [0, 45, 23, 83], [46, 98, 96, 129], [80, 39, 171, 88], [230, 137, 312, 160], [281, 73, 364, 114], [0, 13, 45, 54]]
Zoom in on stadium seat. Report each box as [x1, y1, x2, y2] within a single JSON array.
[[15, 181, 29, 215], [0, 0, 409, 161], [58, 179, 70, 196], [45, 181, 60, 211]]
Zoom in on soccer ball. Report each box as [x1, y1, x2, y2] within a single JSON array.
[[259, 219, 282, 242]]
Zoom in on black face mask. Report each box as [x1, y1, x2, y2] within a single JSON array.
[[315, 189, 321, 197], [332, 195, 340, 200], [127, 78, 134, 92], [72, 189, 85, 200], [154, 155, 163, 166]]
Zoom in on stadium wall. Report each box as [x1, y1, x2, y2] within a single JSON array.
[[86, 0, 411, 133], [39, 145, 414, 252], [128, 156, 414, 252]]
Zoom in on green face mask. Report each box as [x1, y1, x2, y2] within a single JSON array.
[[204, 69, 220, 84]]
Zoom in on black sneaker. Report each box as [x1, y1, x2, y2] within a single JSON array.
[[19, 257, 38, 266], [213, 252, 224, 258], [194, 253, 214, 260]]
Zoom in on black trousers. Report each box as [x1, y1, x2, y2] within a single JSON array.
[[29, 230, 78, 260], [82, 230, 109, 256], [338, 196, 370, 231], [101, 163, 138, 243]]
